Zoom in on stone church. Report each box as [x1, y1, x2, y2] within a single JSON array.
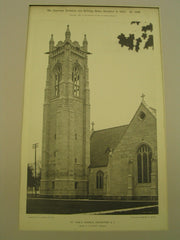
[[40, 26, 158, 200]]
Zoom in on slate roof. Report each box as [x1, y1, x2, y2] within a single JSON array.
[[90, 125, 128, 168]]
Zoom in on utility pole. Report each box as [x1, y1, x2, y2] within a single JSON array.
[[32, 143, 39, 196]]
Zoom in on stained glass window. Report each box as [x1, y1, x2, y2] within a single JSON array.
[[137, 144, 152, 183]]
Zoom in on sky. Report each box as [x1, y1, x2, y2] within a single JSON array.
[[21, 6, 163, 164]]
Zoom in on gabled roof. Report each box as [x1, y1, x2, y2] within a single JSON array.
[[90, 125, 128, 168], [125, 100, 156, 132], [89, 100, 156, 169]]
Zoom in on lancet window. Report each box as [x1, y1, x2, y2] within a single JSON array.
[[54, 71, 61, 97], [137, 144, 152, 183], [72, 66, 80, 97], [96, 171, 104, 189]]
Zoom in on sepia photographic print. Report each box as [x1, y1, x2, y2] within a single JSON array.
[[19, 5, 167, 231]]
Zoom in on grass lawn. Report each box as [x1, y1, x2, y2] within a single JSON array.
[[27, 197, 158, 214]]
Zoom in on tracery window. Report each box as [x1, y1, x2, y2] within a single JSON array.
[[137, 144, 152, 183], [55, 71, 61, 97], [96, 171, 104, 189], [72, 66, 80, 97]]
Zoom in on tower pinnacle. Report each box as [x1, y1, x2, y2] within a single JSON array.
[[91, 121, 95, 131], [65, 24, 71, 41], [83, 34, 88, 51], [50, 34, 54, 41], [49, 34, 54, 52]]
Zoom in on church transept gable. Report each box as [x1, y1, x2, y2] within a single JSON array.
[[114, 100, 157, 153], [105, 100, 158, 197]]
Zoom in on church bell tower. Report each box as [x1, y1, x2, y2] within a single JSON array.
[[40, 25, 91, 198]]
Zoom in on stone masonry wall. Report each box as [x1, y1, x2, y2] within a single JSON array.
[[109, 103, 158, 198]]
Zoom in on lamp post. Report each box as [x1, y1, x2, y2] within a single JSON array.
[[32, 143, 39, 196]]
